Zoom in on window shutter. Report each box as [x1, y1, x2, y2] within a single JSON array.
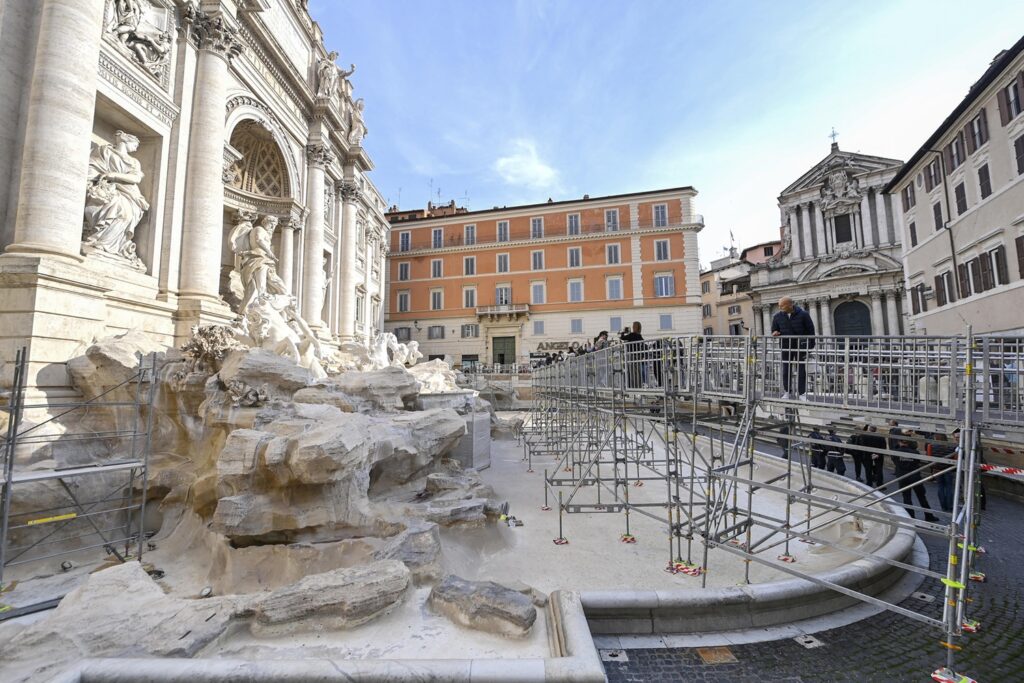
[[964, 123, 976, 154], [1019, 72, 1024, 108], [901, 188, 909, 212], [998, 87, 1012, 126], [970, 258, 984, 293], [979, 255, 994, 291], [934, 275, 946, 306], [919, 284, 928, 312], [911, 287, 920, 314], [958, 263, 971, 297], [943, 145, 954, 175], [1017, 236, 1024, 279], [946, 273, 957, 303], [995, 245, 1010, 284], [979, 107, 989, 142]]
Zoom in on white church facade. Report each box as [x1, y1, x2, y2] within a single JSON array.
[[0, 0, 389, 393], [749, 142, 908, 337]]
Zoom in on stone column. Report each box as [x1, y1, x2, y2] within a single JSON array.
[[874, 189, 888, 247], [800, 204, 813, 258], [337, 178, 361, 340], [885, 289, 901, 335], [815, 204, 828, 255], [178, 9, 242, 300], [278, 217, 298, 293], [752, 305, 762, 335], [761, 305, 772, 336], [870, 292, 884, 336], [5, 0, 106, 259], [362, 234, 373, 336], [302, 144, 332, 326], [819, 298, 833, 336], [809, 299, 822, 332]]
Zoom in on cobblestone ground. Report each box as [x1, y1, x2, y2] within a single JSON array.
[[602, 484, 1023, 683]]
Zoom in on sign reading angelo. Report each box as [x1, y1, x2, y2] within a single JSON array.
[[536, 341, 572, 351]]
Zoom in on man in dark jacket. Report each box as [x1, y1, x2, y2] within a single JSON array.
[[807, 427, 827, 469], [863, 425, 888, 488], [891, 436, 939, 522], [770, 297, 816, 399]]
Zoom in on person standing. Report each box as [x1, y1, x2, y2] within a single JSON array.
[[849, 425, 869, 483], [807, 426, 827, 469], [863, 425, 887, 488], [825, 428, 846, 476], [770, 297, 815, 400], [891, 436, 938, 522], [929, 433, 957, 513], [620, 322, 644, 388]]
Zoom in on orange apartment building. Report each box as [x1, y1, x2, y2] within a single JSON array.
[[384, 187, 704, 367]]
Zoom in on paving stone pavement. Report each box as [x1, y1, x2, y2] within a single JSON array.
[[602, 482, 1023, 683]]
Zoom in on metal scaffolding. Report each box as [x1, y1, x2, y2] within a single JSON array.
[[523, 331, 1015, 683], [0, 348, 159, 619]]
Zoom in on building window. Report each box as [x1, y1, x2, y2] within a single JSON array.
[[464, 256, 475, 275], [703, 327, 714, 335], [954, 182, 968, 215], [702, 304, 712, 318], [531, 217, 544, 238], [568, 278, 584, 302], [495, 285, 511, 306], [978, 164, 992, 199], [1016, 236, 1024, 279], [430, 289, 443, 310], [398, 262, 410, 281], [605, 209, 619, 231], [570, 318, 583, 334], [729, 322, 744, 335], [728, 304, 741, 315], [430, 259, 442, 278], [659, 314, 672, 331], [531, 282, 546, 304], [461, 323, 479, 338], [1003, 80, 1022, 122], [606, 276, 623, 300], [901, 184, 916, 211], [834, 214, 853, 243], [654, 273, 675, 297], [610, 316, 623, 333], [497, 220, 509, 242], [397, 291, 410, 313], [567, 213, 580, 235], [463, 224, 476, 245], [934, 270, 957, 307], [910, 283, 927, 315], [1016, 135, 1024, 176], [909, 221, 918, 247], [399, 231, 411, 252], [932, 202, 943, 231], [989, 246, 1009, 287], [606, 243, 620, 265], [531, 250, 544, 270], [947, 132, 965, 170], [701, 280, 711, 294], [655, 239, 670, 261], [355, 294, 365, 324], [432, 228, 443, 248], [968, 110, 989, 151], [395, 327, 411, 342], [568, 247, 582, 268], [925, 159, 941, 192], [428, 325, 445, 339], [533, 319, 545, 335], [960, 261, 975, 298], [463, 287, 476, 308], [653, 203, 668, 227], [763, 245, 774, 256], [497, 253, 509, 273]]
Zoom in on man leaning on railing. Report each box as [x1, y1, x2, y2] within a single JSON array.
[[770, 296, 816, 400]]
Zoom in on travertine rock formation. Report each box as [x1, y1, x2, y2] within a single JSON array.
[[428, 574, 538, 637]]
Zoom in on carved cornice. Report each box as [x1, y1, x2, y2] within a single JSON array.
[[97, 50, 179, 126], [184, 5, 243, 61], [305, 144, 335, 168]]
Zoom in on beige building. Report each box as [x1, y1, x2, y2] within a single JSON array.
[[699, 240, 781, 335], [0, 1, 389, 393], [748, 143, 907, 336], [383, 188, 704, 366], [886, 35, 1024, 335]]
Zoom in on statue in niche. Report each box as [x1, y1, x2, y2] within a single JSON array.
[[108, 0, 171, 75], [348, 98, 367, 145], [228, 214, 288, 312], [82, 130, 149, 271]]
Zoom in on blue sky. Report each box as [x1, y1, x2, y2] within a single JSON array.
[[308, 1, 1024, 266]]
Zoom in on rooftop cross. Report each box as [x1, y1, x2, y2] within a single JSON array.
[[829, 127, 839, 144]]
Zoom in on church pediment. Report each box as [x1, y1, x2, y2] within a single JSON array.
[[795, 248, 903, 283], [780, 148, 902, 199]]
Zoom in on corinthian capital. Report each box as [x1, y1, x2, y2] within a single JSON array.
[[305, 143, 335, 168], [337, 179, 362, 203], [184, 5, 243, 60]]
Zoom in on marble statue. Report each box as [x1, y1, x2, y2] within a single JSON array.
[[316, 51, 339, 98], [109, 0, 171, 75], [229, 214, 289, 313], [82, 130, 149, 270], [388, 337, 423, 368], [348, 98, 367, 145]]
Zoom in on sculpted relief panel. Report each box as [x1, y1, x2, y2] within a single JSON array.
[[104, 0, 173, 84]]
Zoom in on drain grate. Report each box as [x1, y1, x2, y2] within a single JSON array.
[[599, 649, 629, 663], [911, 591, 936, 603], [697, 646, 737, 664], [794, 634, 825, 649]]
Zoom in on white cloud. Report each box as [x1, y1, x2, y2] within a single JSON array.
[[492, 139, 560, 191]]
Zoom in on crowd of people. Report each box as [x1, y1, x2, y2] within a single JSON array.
[[803, 420, 985, 520], [531, 323, 641, 367]]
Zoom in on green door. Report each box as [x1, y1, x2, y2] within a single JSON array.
[[493, 336, 516, 365]]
